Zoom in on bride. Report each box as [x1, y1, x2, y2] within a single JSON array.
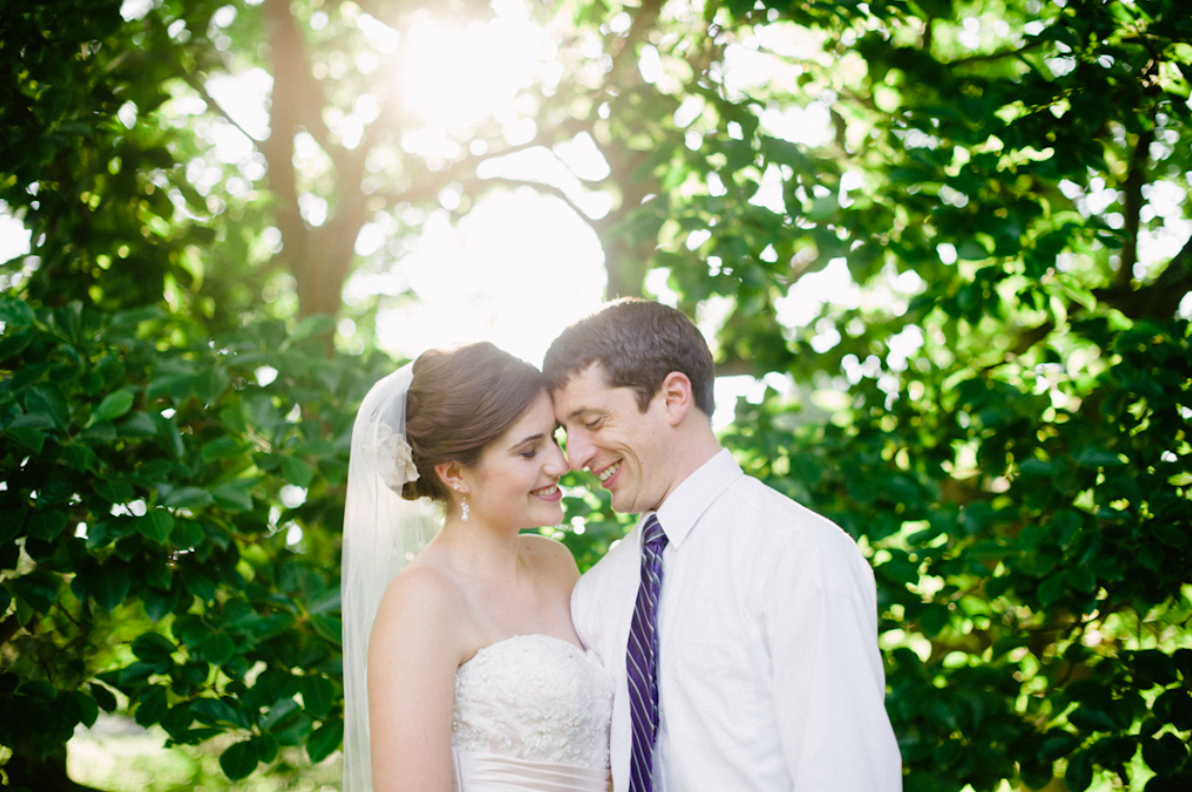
[[341, 342, 613, 792]]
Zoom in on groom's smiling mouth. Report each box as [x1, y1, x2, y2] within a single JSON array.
[[592, 461, 622, 484]]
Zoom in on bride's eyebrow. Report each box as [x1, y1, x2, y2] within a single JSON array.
[[510, 432, 546, 450]]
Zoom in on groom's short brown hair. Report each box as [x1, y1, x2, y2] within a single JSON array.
[[543, 298, 715, 416]]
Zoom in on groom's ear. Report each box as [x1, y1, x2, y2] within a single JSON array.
[[435, 461, 467, 493], [659, 371, 694, 427]]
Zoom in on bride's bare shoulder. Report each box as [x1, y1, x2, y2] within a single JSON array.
[[370, 562, 475, 667], [519, 533, 580, 583], [380, 560, 467, 617]]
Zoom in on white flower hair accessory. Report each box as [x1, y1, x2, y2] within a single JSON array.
[[375, 422, 419, 493]]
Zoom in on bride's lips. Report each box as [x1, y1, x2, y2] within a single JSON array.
[[531, 483, 563, 502]]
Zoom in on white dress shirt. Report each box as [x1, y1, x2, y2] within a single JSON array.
[[571, 449, 902, 791]]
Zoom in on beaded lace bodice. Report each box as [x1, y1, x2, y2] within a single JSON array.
[[452, 634, 614, 770]]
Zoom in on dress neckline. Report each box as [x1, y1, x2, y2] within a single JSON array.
[[459, 633, 586, 671]]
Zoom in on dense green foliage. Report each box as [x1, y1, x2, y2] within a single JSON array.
[[0, 299, 384, 786], [3, 0, 1191, 791]]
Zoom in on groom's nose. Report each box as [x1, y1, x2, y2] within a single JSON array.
[[561, 429, 594, 473]]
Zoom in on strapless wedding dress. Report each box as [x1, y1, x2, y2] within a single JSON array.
[[451, 634, 614, 791]]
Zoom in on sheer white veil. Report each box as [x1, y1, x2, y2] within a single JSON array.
[[341, 362, 438, 792]]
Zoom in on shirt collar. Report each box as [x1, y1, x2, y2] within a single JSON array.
[[638, 448, 742, 549]]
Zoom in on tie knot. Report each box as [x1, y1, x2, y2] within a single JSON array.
[[642, 515, 667, 550]]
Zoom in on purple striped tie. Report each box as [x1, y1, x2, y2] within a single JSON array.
[[628, 514, 668, 792]]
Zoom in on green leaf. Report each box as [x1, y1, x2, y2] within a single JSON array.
[[26, 384, 70, 429], [159, 700, 196, 740], [1154, 689, 1192, 731], [194, 367, 230, 405], [957, 239, 989, 260], [12, 570, 61, 613], [114, 661, 155, 685], [94, 563, 133, 611], [261, 697, 301, 730], [1066, 565, 1097, 594], [1066, 749, 1094, 792], [211, 482, 254, 512], [200, 634, 236, 666], [1038, 574, 1067, 607], [919, 603, 951, 636], [273, 710, 314, 746], [91, 389, 135, 424], [1131, 650, 1177, 686], [144, 558, 172, 591], [93, 479, 135, 504], [173, 614, 213, 647], [310, 613, 342, 644], [281, 456, 314, 488], [191, 697, 243, 727], [15, 692, 59, 736], [1069, 702, 1118, 732], [90, 683, 118, 713], [5, 424, 46, 452], [159, 484, 215, 509], [0, 507, 26, 545], [201, 436, 249, 463], [72, 691, 99, 728], [132, 631, 176, 662], [307, 719, 343, 764], [173, 519, 204, 548], [138, 510, 175, 543], [1141, 733, 1187, 776], [219, 740, 259, 781], [251, 734, 279, 764], [300, 675, 334, 719], [135, 685, 169, 727], [143, 583, 181, 622], [1075, 445, 1127, 468], [26, 509, 69, 541], [118, 411, 157, 437], [153, 413, 185, 459], [1038, 730, 1081, 762], [181, 566, 217, 602]]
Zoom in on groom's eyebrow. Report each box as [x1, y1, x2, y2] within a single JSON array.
[[563, 406, 593, 421]]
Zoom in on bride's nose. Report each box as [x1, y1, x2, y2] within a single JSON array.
[[543, 442, 567, 476]]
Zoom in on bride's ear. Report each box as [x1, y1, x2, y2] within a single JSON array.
[[435, 461, 468, 494]]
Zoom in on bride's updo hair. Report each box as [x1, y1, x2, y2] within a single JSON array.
[[400, 342, 544, 503]]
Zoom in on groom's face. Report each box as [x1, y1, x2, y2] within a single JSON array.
[[552, 363, 673, 514]]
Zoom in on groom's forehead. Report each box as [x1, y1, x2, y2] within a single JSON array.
[[553, 364, 616, 413]]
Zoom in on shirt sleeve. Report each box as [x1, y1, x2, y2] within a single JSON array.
[[766, 525, 903, 791]]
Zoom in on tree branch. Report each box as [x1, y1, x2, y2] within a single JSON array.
[[262, 0, 333, 149], [1094, 233, 1192, 319], [371, 129, 582, 208], [605, 0, 666, 88], [946, 38, 1047, 67], [472, 175, 595, 223], [260, 0, 305, 270], [181, 72, 262, 144], [1115, 124, 1155, 289]]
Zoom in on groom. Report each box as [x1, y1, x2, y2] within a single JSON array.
[[544, 299, 902, 792]]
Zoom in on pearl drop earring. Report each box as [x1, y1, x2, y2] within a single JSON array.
[[455, 483, 469, 522]]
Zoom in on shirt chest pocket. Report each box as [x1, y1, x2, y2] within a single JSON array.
[[661, 635, 774, 747]]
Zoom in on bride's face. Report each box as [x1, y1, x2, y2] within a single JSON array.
[[464, 391, 567, 529]]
